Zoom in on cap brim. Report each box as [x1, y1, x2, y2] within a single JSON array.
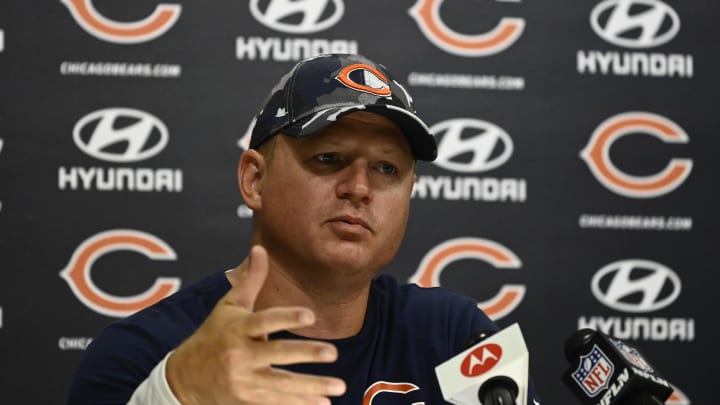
[[282, 104, 437, 161]]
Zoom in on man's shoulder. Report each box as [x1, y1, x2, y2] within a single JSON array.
[[115, 269, 230, 334], [91, 269, 230, 352], [68, 270, 232, 402]]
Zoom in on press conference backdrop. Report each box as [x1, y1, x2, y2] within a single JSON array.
[[0, 0, 717, 403]]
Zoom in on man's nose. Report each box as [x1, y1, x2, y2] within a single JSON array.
[[336, 161, 372, 203]]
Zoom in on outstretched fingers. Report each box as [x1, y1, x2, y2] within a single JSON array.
[[242, 307, 315, 338], [254, 367, 346, 398], [248, 338, 338, 367]]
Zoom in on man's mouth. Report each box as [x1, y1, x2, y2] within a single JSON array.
[[330, 215, 371, 231]]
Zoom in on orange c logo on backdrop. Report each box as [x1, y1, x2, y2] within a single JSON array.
[[60, 0, 181, 44], [59, 229, 181, 318], [409, 238, 525, 320], [580, 112, 692, 198], [408, 0, 525, 57]]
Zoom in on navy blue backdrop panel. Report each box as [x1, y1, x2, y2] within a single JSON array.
[[1, 0, 718, 403]]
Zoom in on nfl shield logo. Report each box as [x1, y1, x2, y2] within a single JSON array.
[[572, 345, 615, 397]]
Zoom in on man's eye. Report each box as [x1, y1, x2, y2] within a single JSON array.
[[378, 163, 397, 175], [316, 153, 338, 164]]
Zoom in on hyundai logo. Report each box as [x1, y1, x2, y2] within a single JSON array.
[[591, 259, 681, 313], [430, 118, 514, 173], [249, 0, 344, 34], [590, 0, 680, 49], [73, 107, 169, 163]]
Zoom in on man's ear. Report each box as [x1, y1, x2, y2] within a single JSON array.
[[238, 150, 265, 210]]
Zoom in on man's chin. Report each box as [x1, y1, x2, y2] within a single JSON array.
[[316, 244, 380, 272]]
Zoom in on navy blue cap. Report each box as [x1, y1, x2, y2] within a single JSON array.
[[249, 53, 437, 161]]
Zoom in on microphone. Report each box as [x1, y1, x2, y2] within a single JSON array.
[[435, 323, 529, 405], [562, 328, 673, 405]]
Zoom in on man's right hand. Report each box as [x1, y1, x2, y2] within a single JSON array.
[[166, 245, 346, 405]]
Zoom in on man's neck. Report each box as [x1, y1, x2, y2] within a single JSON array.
[[228, 257, 372, 340]]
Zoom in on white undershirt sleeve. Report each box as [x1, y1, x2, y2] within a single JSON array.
[[127, 350, 182, 405]]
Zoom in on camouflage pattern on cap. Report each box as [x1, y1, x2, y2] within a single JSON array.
[[249, 53, 437, 161]]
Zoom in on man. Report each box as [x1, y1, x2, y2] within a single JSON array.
[[68, 53, 539, 404]]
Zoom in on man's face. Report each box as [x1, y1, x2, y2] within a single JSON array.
[[256, 111, 416, 281]]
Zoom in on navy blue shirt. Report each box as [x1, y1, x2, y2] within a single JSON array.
[[68, 272, 538, 404]]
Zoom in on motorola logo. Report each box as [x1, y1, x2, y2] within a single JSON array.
[[591, 259, 681, 313], [431, 118, 514, 173], [73, 108, 169, 163], [590, 0, 680, 49], [461, 344, 502, 377], [249, 0, 344, 34]]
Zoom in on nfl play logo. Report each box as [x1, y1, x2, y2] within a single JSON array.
[[572, 345, 615, 397], [611, 338, 653, 372]]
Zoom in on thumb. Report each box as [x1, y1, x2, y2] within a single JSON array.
[[224, 245, 269, 310]]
